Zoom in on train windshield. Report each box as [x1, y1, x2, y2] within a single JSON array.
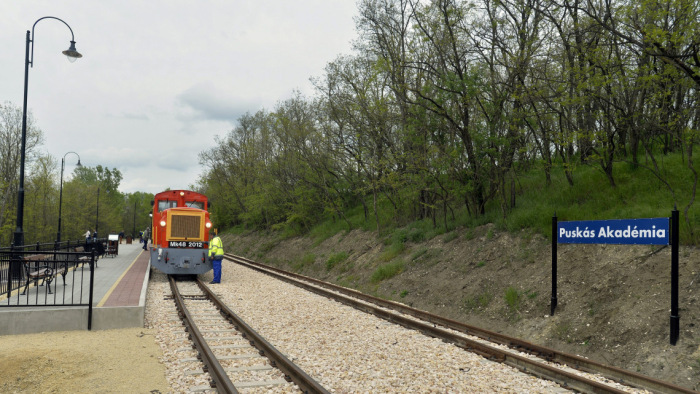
[[185, 201, 204, 209], [157, 200, 178, 212]]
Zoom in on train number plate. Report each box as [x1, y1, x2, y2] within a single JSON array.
[[168, 241, 206, 248]]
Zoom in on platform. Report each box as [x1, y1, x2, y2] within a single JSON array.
[[0, 241, 152, 335]]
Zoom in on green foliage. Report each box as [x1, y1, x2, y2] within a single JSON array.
[[326, 251, 348, 270], [504, 287, 521, 312], [292, 253, 316, 271], [410, 247, 429, 261], [370, 260, 405, 283], [188, 0, 700, 248], [399, 290, 409, 298], [443, 231, 459, 243], [380, 242, 405, 262]]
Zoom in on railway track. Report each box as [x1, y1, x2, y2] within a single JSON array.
[[167, 275, 329, 393], [224, 253, 696, 394]]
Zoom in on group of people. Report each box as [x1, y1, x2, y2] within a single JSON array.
[[84, 230, 98, 243]]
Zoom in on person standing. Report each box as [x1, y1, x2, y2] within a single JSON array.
[[208, 232, 224, 284], [142, 227, 150, 250]]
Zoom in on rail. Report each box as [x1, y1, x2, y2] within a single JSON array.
[[169, 275, 329, 393], [226, 253, 697, 394]]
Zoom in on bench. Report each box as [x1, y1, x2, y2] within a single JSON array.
[[73, 246, 96, 268], [21, 254, 68, 295]]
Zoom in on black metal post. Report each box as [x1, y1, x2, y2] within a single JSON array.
[[13, 30, 31, 249], [56, 152, 80, 243], [551, 213, 558, 316], [87, 249, 95, 330], [133, 200, 136, 238], [95, 187, 100, 235], [670, 208, 680, 345], [57, 158, 65, 242]]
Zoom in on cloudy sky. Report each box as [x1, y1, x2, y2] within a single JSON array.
[[1, 1, 358, 194]]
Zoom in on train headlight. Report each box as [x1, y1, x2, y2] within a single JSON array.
[[205, 222, 212, 228], [160, 220, 166, 227]]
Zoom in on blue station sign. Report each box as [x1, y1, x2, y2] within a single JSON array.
[[558, 218, 669, 245]]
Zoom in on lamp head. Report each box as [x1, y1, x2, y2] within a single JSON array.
[[76, 159, 82, 167], [62, 40, 82, 62]]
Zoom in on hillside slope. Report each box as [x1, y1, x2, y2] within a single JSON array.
[[224, 225, 700, 390]]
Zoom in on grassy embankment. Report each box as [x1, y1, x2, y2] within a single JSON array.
[[228, 152, 698, 280]]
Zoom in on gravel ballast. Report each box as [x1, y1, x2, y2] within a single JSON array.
[[146, 261, 575, 393]]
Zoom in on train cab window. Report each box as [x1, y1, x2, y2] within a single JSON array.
[[157, 200, 178, 212], [185, 201, 204, 209]]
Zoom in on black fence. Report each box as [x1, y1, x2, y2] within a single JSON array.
[[0, 244, 98, 305]]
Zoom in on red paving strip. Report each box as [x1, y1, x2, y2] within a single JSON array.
[[102, 250, 150, 307]]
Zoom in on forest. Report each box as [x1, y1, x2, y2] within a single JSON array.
[[197, 0, 700, 243]]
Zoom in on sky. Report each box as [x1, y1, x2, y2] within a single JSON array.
[[1, 1, 358, 194]]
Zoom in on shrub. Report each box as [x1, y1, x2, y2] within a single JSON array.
[[371, 260, 405, 283]]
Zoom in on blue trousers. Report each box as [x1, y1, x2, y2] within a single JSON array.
[[212, 257, 222, 283]]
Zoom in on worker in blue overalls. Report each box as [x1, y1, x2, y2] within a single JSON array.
[[208, 230, 224, 284]]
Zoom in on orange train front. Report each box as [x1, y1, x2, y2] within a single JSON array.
[[149, 190, 213, 275]]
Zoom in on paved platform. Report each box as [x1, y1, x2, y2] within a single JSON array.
[[0, 241, 152, 335]]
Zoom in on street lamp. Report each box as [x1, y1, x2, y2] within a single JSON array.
[[56, 152, 81, 243], [95, 187, 100, 237], [14, 16, 82, 248]]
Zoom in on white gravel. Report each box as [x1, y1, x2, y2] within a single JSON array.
[[146, 260, 580, 393]]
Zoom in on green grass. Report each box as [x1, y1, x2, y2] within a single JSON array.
[[443, 231, 459, 242], [498, 152, 700, 243], [380, 242, 405, 262], [326, 251, 348, 270], [371, 260, 405, 283], [504, 286, 521, 312], [292, 253, 316, 271], [411, 247, 429, 261]]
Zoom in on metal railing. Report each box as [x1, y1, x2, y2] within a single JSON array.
[[0, 245, 97, 330]]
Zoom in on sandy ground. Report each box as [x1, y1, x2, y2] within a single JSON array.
[[0, 327, 168, 393]]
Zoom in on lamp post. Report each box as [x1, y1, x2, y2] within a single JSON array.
[[56, 152, 81, 243], [133, 200, 137, 239], [95, 187, 100, 237], [14, 16, 82, 248]]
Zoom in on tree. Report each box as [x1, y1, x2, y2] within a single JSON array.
[[0, 101, 43, 244]]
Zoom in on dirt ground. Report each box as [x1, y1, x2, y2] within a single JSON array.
[[0, 327, 168, 393], [0, 225, 697, 392], [229, 225, 700, 392]]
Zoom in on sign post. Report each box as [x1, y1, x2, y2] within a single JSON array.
[[551, 213, 557, 316], [553, 210, 680, 345], [670, 209, 679, 345]]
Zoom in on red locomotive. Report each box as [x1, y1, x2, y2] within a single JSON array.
[[149, 190, 213, 275]]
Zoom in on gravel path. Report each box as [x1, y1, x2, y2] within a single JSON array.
[[146, 261, 573, 393]]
